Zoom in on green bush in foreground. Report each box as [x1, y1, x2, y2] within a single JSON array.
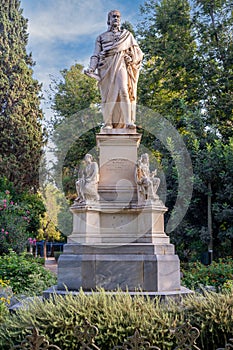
[[0, 279, 10, 323], [0, 289, 232, 350], [181, 258, 233, 292], [0, 250, 56, 295]]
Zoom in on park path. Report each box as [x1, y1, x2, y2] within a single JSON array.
[[44, 257, 58, 275]]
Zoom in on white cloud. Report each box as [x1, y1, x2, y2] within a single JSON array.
[[23, 0, 113, 43], [22, 0, 140, 43]]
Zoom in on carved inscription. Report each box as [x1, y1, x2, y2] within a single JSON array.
[[99, 158, 135, 187]]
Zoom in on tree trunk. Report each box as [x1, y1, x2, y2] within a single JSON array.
[[43, 240, 47, 259]]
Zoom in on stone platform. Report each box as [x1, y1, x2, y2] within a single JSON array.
[[55, 130, 182, 294], [57, 243, 180, 292], [43, 285, 192, 301]]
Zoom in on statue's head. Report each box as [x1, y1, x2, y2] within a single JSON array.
[[85, 154, 93, 163], [107, 9, 121, 28], [141, 153, 149, 163]]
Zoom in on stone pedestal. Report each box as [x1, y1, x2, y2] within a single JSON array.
[[68, 201, 169, 245], [57, 129, 181, 293], [96, 129, 141, 203], [57, 244, 180, 292]]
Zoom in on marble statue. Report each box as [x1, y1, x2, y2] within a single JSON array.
[[85, 10, 143, 130], [135, 153, 160, 203], [75, 154, 99, 203]]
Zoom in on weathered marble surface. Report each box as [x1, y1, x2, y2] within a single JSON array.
[[96, 132, 141, 202], [56, 126, 182, 294], [68, 200, 169, 245], [135, 153, 160, 204], [75, 153, 99, 204], [85, 10, 143, 129], [57, 250, 180, 292]]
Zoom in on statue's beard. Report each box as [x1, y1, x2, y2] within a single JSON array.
[[109, 23, 120, 31]]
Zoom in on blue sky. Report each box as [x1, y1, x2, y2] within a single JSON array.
[[20, 0, 145, 120]]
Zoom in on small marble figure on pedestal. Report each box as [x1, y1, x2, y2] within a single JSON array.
[[84, 9, 143, 130], [75, 154, 99, 204], [135, 153, 160, 204]]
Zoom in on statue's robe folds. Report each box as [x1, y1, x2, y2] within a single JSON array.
[[76, 162, 99, 202], [93, 29, 143, 127]]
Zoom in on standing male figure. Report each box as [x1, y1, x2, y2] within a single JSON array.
[[85, 10, 143, 130]]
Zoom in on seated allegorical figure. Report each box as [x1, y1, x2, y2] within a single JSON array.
[[75, 154, 99, 203], [135, 153, 160, 203]]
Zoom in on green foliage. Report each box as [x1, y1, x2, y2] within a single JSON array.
[[61, 129, 100, 199], [51, 108, 101, 200], [19, 191, 46, 238], [182, 258, 233, 291], [0, 0, 45, 192], [0, 250, 56, 295], [48, 63, 102, 200], [0, 180, 46, 254], [138, 0, 199, 115], [188, 138, 233, 259], [50, 63, 100, 122], [181, 291, 233, 349], [0, 289, 233, 349], [39, 184, 71, 238], [137, 0, 233, 260], [0, 279, 10, 324], [121, 21, 136, 36], [192, 0, 233, 141], [37, 212, 61, 242], [0, 301, 8, 326], [23, 253, 45, 265], [0, 191, 31, 254], [138, 0, 233, 138], [222, 279, 233, 293], [137, 1, 211, 261]]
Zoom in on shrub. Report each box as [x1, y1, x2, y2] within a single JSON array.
[[0, 302, 8, 326], [181, 258, 233, 291], [23, 253, 45, 265], [0, 178, 46, 254], [0, 191, 32, 254], [0, 250, 56, 295], [0, 290, 181, 350], [0, 289, 232, 350], [222, 279, 233, 292], [181, 290, 233, 349], [0, 279, 10, 324]]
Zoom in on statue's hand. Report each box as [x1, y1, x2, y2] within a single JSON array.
[[84, 69, 101, 82], [84, 68, 94, 74], [124, 54, 132, 64], [151, 170, 157, 177]]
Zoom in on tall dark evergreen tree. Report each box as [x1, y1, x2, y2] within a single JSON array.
[[0, 0, 44, 192]]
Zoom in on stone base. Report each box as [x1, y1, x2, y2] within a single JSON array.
[[69, 201, 168, 245], [54, 131, 183, 296], [43, 286, 192, 301], [57, 243, 181, 293]]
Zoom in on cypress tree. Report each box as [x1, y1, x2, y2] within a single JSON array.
[[0, 0, 44, 192]]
